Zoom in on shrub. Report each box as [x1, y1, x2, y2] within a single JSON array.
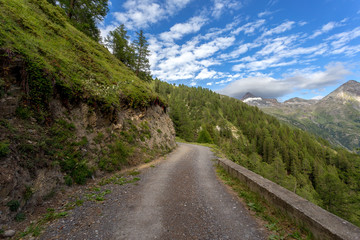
[[15, 106, 32, 120], [197, 128, 213, 144], [0, 141, 10, 157], [15, 212, 26, 222], [64, 175, 73, 186], [7, 200, 20, 212], [98, 140, 130, 172]]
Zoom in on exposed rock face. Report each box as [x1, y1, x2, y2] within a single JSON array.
[[0, 58, 176, 226]]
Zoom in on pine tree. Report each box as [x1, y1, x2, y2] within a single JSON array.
[[105, 24, 135, 68], [56, 0, 108, 41], [197, 127, 213, 144], [133, 30, 151, 81]]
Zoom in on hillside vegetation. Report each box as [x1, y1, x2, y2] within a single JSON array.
[[0, 0, 174, 225], [0, 0, 159, 111], [154, 80, 360, 227], [261, 80, 360, 152]]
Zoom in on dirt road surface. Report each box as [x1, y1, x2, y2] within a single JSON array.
[[40, 143, 268, 240]]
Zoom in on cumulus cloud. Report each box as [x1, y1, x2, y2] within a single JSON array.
[[114, 0, 191, 29], [220, 62, 350, 99], [195, 68, 217, 79], [160, 16, 208, 42], [99, 24, 117, 43], [151, 35, 235, 80]]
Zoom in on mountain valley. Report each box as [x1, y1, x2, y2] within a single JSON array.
[[241, 80, 360, 152]]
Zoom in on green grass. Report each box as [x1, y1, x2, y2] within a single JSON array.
[[216, 166, 313, 240], [0, 140, 10, 157], [0, 0, 161, 110], [18, 208, 68, 238], [98, 173, 140, 186]]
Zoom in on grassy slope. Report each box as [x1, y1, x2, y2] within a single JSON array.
[[0, 0, 158, 108]]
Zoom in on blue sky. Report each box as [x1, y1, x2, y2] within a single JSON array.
[[99, 0, 360, 101]]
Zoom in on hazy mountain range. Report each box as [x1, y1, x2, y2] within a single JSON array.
[[241, 80, 360, 152]]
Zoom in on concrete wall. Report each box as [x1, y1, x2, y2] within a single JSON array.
[[218, 158, 360, 240]]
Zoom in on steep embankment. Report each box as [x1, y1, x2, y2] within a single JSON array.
[[0, 0, 175, 227], [154, 80, 360, 227]]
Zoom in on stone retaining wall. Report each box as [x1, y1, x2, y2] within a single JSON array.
[[218, 158, 360, 240]]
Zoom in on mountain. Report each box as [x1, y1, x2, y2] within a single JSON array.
[[154, 80, 360, 227], [258, 80, 360, 151], [0, 0, 175, 224], [241, 92, 280, 107]]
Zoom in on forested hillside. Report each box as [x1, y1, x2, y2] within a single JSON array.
[[154, 80, 360, 227], [261, 80, 360, 152]]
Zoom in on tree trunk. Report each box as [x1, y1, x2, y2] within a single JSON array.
[[68, 0, 75, 19]]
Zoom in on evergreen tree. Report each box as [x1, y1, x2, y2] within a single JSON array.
[[133, 30, 151, 81], [56, 0, 108, 41], [105, 24, 135, 68], [197, 127, 213, 144]]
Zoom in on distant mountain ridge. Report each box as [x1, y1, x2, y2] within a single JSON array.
[[240, 92, 280, 107], [242, 80, 360, 151]]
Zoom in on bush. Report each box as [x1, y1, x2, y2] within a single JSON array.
[[7, 200, 20, 212], [15, 212, 26, 222], [15, 106, 32, 120], [98, 140, 130, 172], [197, 128, 213, 144], [0, 141, 10, 157], [64, 175, 73, 186]]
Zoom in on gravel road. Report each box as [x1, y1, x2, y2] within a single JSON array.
[[40, 143, 268, 240]]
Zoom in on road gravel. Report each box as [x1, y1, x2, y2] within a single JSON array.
[[40, 143, 267, 240]]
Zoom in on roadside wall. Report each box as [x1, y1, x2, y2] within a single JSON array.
[[218, 158, 360, 240]]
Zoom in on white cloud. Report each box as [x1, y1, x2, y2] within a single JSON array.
[[190, 81, 197, 86], [193, 36, 235, 58], [310, 21, 343, 39], [212, 0, 242, 18], [298, 21, 307, 26], [268, 0, 278, 6], [221, 42, 261, 60], [219, 76, 291, 98], [232, 19, 266, 35], [206, 82, 213, 86], [258, 10, 272, 18], [113, 0, 191, 30], [262, 21, 295, 37], [286, 62, 351, 89], [99, 24, 117, 42], [160, 16, 207, 42], [195, 68, 217, 79], [330, 44, 360, 56], [327, 27, 360, 49], [220, 62, 350, 98]]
